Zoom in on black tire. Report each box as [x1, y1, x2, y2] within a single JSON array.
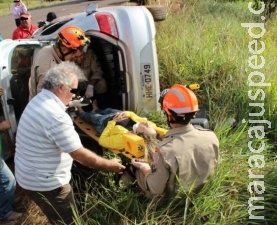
[[145, 5, 167, 21]]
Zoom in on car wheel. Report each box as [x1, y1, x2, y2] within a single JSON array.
[[145, 5, 167, 21]]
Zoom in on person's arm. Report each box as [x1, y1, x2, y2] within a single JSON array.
[[12, 29, 20, 40], [132, 151, 170, 196], [36, 67, 47, 94], [21, 3, 27, 12], [89, 52, 103, 84], [11, 5, 17, 17], [123, 111, 148, 123], [125, 111, 158, 129], [99, 120, 128, 149], [0, 121, 11, 132], [70, 146, 125, 173]]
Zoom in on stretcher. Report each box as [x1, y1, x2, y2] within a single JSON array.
[[73, 117, 167, 160]]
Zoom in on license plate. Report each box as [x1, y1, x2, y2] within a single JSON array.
[[141, 63, 153, 99]]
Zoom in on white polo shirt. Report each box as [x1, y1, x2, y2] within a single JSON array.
[[15, 89, 82, 191]]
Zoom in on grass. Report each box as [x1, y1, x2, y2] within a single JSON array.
[[71, 1, 277, 224], [3, 0, 277, 224]]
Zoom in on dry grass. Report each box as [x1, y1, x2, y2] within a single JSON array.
[[2, 190, 50, 225], [4, 157, 50, 225]]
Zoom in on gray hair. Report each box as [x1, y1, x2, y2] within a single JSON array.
[[42, 61, 87, 90]]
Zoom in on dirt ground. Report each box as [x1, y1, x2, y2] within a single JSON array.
[[3, 158, 50, 225]]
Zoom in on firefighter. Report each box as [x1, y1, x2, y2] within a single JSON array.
[[131, 84, 219, 199], [29, 25, 90, 100]]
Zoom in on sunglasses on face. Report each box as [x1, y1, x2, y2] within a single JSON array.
[[20, 17, 28, 21], [70, 44, 88, 54], [67, 86, 78, 94]]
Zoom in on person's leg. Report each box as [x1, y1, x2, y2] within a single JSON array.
[[0, 157, 16, 220], [80, 108, 120, 134], [24, 184, 77, 225], [15, 19, 21, 27], [101, 108, 121, 115]]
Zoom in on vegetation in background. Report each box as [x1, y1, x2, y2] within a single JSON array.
[[72, 0, 276, 224]]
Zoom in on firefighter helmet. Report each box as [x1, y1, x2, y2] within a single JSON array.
[[57, 26, 90, 50], [161, 84, 199, 116]]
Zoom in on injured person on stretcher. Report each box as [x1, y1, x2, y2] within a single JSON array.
[[76, 100, 167, 161]]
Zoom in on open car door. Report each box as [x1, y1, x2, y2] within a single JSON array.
[[0, 40, 44, 145]]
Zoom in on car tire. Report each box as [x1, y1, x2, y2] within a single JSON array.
[[145, 5, 167, 21]]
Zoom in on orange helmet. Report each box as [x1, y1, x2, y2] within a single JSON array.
[[161, 84, 199, 116], [57, 26, 90, 50]]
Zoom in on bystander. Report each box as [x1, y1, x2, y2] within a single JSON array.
[[12, 12, 38, 40]]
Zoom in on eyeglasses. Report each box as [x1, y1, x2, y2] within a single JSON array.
[[67, 86, 78, 94], [70, 44, 88, 54], [20, 17, 28, 21]]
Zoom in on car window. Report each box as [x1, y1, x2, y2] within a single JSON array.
[[40, 19, 73, 36], [10, 46, 35, 122]]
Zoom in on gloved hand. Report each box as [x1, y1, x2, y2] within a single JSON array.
[[85, 84, 94, 98], [68, 97, 92, 108], [131, 159, 151, 170]]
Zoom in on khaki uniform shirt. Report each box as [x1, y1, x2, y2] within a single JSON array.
[[29, 45, 61, 100], [78, 49, 107, 94], [136, 124, 219, 198]]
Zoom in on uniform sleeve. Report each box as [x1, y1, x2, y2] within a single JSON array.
[[99, 120, 128, 149], [144, 152, 170, 196], [33, 53, 52, 94], [36, 66, 47, 94], [89, 51, 103, 80]]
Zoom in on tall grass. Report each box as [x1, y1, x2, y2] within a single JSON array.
[[64, 0, 277, 224], [156, 0, 277, 141]]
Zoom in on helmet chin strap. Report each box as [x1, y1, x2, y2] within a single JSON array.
[[165, 113, 186, 128], [58, 45, 74, 61], [165, 114, 178, 128]]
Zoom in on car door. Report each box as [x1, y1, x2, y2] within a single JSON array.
[[0, 40, 44, 143]]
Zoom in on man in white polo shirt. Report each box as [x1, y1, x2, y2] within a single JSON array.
[[14, 61, 125, 225]]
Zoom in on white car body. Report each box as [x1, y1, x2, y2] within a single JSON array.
[[0, 4, 160, 157]]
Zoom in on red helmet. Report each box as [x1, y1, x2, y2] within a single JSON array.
[[161, 84, 199, 116], [57, 26, 90, 50]]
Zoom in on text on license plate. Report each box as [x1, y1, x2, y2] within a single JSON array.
[[141, 63, 153, 99]]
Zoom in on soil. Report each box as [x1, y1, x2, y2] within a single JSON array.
[[4, 157, 49, 225]]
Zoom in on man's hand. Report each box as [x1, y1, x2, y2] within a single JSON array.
[[109, 158, 126, 173], [0, 87, 4, 97], [0, 120, 11, 131], [85, 84, 94, 98], [68, 97, 91, 108], [131, 159, 151, 170]]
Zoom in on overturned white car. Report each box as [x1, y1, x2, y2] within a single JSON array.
[[0, 4, 161, 158]]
